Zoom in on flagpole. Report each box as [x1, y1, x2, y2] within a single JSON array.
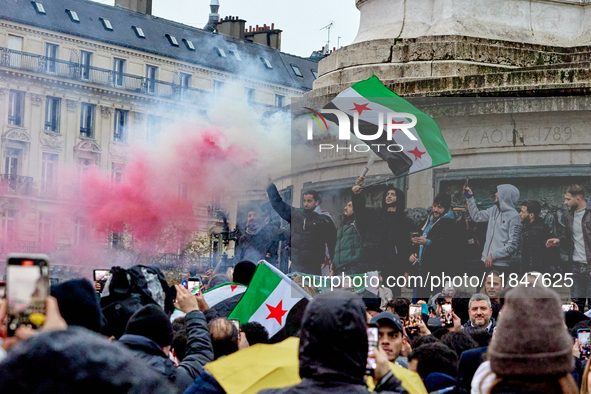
[[360, 174, 407, 189]]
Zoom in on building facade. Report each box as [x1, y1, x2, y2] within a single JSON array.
[[0, 0, 318, 274]]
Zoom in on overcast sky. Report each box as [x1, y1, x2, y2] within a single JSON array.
[[91, 0, 361, 58]]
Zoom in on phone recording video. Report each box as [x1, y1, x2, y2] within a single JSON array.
[[6, 254, 50, 336], [579, 329, 591, 361], [442, 302, 453, 327], [187, 278, 201, 295], [0, 281, 5, 299], [93, 269, 111, 282], [562, 304, 574, 312], [366, 326, 378, 375], [408, 304, 422, 332]]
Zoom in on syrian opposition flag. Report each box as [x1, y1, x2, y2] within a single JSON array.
[[200, 282, 247, 308], [229, 261, 311, 342], [321, 75, 451, 176]]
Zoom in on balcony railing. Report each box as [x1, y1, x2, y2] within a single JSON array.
[[0, 174, 33, 195], [0, 47, 209, 101]]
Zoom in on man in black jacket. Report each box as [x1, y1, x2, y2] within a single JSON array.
[[352, 178, 414, 296], [519, 200, 554, 274], [235, 207, 277, 263], [267, 184, 336, 275], [118, 285, 214, 393], [410, 192, 459, 298]]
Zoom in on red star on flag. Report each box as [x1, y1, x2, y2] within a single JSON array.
[[230, 285, 238, 291], [384, 119, 405, 129], [349, 103, 371, 115], [409, 147, 426, 161], [265, 300, 287, 325]]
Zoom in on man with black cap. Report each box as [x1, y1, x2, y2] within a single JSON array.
[[119, 284, 214, 393], [370, 311, 409, 366], [410, 192, 460, 298]]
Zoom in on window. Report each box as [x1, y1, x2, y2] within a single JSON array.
[[41, 153, 58, 193], [312, 70, 318, 79], [180, 73, 191, 98], [166, 34, 179, 47], [132, 26, 145, 38], [32, 2, 45, 14], [275, 94, 285, 108], [74, 218, 87, 246], [146, 65, 157, 94], [2, 211, 17, 241], [100, 17, 113, 31], [147, 115, 162, 141], [291, 64, 303, 77], [111, 163, 124, 185], [39, 213, 52, 243], [45, 97, 60, 132], [260, 57, 272, 69], [245, 88, 255, 103], [5, 148, 22, 178], [213, 80, 225, 94], [110, 232, 123, 249], [66, 9, 79, 22], [215, 47, 226, 58], [113, 58, 125, 87], [45, 43, 58, 73], [8, 35, 23, 68], [8, 90, 25, 127], [80, 103, 95, 138], [114, 109, 128, 143], [183, 38, 195, 51], [229, 50, 241, 61], [77, 158, 93, 182], [80, 51, 92, 81]]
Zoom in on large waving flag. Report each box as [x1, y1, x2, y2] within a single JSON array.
[[229, 261, 311, 341], [321, 75, 451, 176]]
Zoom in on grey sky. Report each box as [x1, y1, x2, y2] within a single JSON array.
[[91, 0, 361, 58]]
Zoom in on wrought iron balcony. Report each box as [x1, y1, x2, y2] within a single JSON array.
[[0, 174, 33, 195], [0, 47, 209, 101]]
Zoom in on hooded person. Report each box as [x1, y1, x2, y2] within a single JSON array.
[[0, 326, 175, 393], [118, 285, 214, 394], [50, 278, 104, 333], [410, 192, 461, 298], [258, 291, 408, 394], [464, 184, 523, 275], [471, 285, 578, 394], [352, 181, 415, 296]]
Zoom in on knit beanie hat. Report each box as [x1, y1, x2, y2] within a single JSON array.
[[488, 285, 573, 377], [125, 304, 173, 348], [50, 278, 103, 333], [434, 192, 452, 212]]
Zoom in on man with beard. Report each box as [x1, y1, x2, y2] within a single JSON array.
[[332, 201, 363, 275], [547, 184, 591, 310], [519, 200, 554, 275], [267, 184, 336, 275], [235, 208, 276, 263], [352, 177, 414, 296], [462, 293, 495, 335], [464, 184, 522, 275], [410, 192, 460, 298]]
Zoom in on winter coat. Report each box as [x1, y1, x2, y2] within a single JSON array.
[[417, 209, 462, 278], [332, 216, 363, 270], [352, 189, 414, 275], [119, 310, 214, 393], [521, 219, 555, 273], [466, 185, 523, 267], [559, 198, 591, 265], [462, 317, 496, 336], [259, 293, 408, 394], [235, 223, 277, 263], [267, 183, 337, 274]]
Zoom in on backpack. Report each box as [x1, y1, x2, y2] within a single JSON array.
[[100, 265, 174, 338]]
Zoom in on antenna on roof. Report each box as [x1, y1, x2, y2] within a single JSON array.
[[204, 0, 220, 33], [320, 22, 333, 54]]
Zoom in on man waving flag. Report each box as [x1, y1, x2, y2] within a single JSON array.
[[320, 75, 451, 176], [229, 261, 311, 342]]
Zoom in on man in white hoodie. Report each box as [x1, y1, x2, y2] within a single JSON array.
[[464, 184, 523, 275]]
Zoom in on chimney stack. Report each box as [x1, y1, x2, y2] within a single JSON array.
[[203, 0, 220, 33], [115, 0, 152, 14], [216, 15, 246, 40], [244, 22, 282, 50]]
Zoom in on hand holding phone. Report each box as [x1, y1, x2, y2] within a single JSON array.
[[441, 303, 453, 328], [366, 326, 378, 375], [407, 305, 422, 332], [578, 329, 590, 360]]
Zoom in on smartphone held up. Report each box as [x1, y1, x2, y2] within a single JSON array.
[[6, 254, 50, 336]]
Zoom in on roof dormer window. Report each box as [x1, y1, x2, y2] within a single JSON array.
[[183, 39, 195, 51], [260, 57, 272, 69], [32, 2, 46, 14], [100, 18, 113, 30], [132, 26, 145, 38], [215, 47, 226, 58], [165, 34, 179, 47], [66, 9, 79, 22], [291, 65, 303, 77]]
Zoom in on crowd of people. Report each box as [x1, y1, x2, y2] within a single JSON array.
[[0, 181, 589, 393]]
